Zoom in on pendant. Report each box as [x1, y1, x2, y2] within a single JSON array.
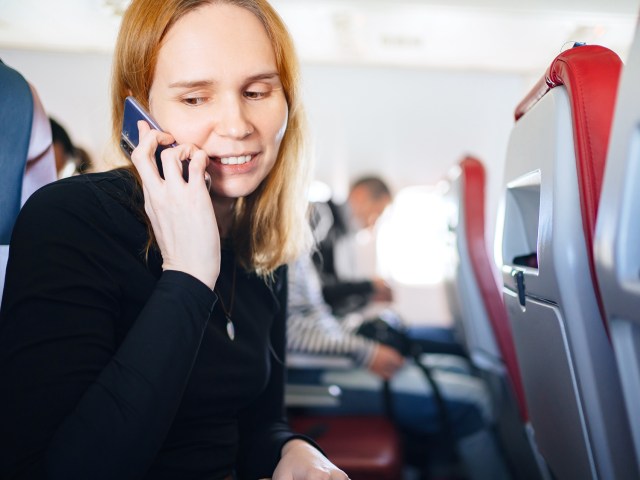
[[226, 317, 235, 341]]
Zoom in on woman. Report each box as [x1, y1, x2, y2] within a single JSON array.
[[0, 1, 347, 478]]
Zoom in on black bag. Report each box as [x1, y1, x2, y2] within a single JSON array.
[[356, 315, 456, 451], [356, 316, 415, 357]]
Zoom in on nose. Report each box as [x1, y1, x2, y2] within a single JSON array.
[[213, 93, 254, 140]]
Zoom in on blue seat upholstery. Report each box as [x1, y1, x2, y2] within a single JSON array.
[[0, 61, 56, 299], [0, 61, 34, 244]]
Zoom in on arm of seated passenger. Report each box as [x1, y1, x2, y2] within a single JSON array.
[[320, 279, 375, 315], [287, 254, 376, 366]]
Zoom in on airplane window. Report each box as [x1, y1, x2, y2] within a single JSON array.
[[377, 185, 449, 286]]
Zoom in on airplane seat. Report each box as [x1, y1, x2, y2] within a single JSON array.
[[289, 414, 403, 480], [595, 24, 640, 473], [0, 60, 57, 300], [444, 156, 547, 480], [498, 44, 637, 479], [286, 357, 404, 480]]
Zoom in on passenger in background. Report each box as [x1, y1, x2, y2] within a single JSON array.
[[312, 175, 394, 316], [287, 253, 512, 480], [314, 174, 465, 355], [49, 117, 92, 178]]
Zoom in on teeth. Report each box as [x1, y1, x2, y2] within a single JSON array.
[[220, 155, 252, 165]]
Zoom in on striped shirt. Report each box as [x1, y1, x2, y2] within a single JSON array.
[[287, 254, 377, 367]]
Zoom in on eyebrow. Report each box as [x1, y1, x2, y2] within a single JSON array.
[[246, 72, 280, 82], [168, 79, 214, 89], [168, 72, 281, 89]]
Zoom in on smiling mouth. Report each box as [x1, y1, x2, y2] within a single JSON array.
[[214, 154, 254, 165]]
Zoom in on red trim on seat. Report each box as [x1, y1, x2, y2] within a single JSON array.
[[461, 156, 529, 421], [513, 45, 622, 335], [514, 75, 550, 122], [289, 415, 403, 480]]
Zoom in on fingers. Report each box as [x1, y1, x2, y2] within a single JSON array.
[[385, 361, 402, 379], [131, 119, 208, 189], [388, 348, 405, 374], [161, 144, 211, 190], [275, 438, 350, 480], [390, 357, 404, 376], [370, 344, 405, 379], [371, 278, 393, 302], [130, 120, 175, 188], [158, 144, 198, 182], [187, 149, 211, 190]]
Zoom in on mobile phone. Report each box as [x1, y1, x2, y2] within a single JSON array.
[[121, 96, 213, 191]]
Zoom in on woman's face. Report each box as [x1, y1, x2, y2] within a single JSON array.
[[148, 2, 288, 199]]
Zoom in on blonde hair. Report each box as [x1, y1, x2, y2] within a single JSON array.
[[111, 0, 312, 276]]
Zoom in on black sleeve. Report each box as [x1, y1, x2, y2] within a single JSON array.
[[321, 279, 375, 314], [0, 183, 217, 480], [236, 266, 322, 479]]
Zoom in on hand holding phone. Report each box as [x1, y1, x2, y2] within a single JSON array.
[[121, 96, 219, 288], [120, 96, 210, 190]]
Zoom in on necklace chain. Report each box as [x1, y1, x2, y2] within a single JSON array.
[[214, 262, 237, 340]]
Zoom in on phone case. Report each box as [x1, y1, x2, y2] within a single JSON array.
[[120, 96, 180, 180]]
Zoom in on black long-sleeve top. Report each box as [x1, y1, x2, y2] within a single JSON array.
[[0, 170, 305, 480]]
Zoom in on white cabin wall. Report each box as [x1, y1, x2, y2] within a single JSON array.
[[302, 63, 526, 238]]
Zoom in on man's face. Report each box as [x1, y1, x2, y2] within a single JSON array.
[[348, 186, 391, 229]]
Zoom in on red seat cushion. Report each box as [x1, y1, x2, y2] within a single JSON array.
[[289, 415, 403, 480]]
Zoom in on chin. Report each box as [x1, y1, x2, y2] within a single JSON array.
[[211, 179, 263, 200]]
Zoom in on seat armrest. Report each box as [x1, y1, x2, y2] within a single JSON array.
[[285, 383, 342, 407], [286, 353, 356, 369]]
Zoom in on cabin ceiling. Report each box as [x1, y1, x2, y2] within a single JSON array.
[[0, 0, 637, 73]]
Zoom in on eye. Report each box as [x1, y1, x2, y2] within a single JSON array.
[[182, 96, 207, 106], [244, 90, 268, 100], [243, 81, 275, 100]]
